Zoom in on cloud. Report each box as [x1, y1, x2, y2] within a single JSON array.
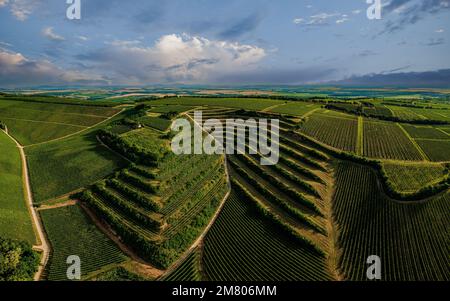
[[293, 12, 340, 28], [435, 29, 445, 33], [77, 36, 89, 41], [381, 0, 450, 34], [357, 50, 379, 57], [218, 13, 263, 39], [424, 37, 445, 46], [0, 50, 106, 87], [42, 27, 65, 41], [332, 69, 450, 87], [9, 0, 40, 21], [0, 0, 9, 7], [75, 33, 266, 84], [352, 9, 362, 14]]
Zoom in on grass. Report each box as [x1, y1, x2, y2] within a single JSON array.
[[0, 130, 35, 244], [40, 204, 127, 281], [26, 131, 128, 203], [383, 163, 447, 192], [0, 98, 119, 146], [415, 139, 450, 162]]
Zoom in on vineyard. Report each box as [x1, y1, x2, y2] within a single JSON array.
[[40, 204, 127, 281], [201, 190, 331, 281], [332, 162, 449, 281], [363, 121, 423, 161], [400, 124, 449, 139], [416, 139, 450, 162], [299, 113, 358, 152], [383, 163, 448, 192], [80, 125, 229, 268]]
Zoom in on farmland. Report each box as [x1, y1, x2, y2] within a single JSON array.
[[1, 93, 449, 282], [0, 97, 120, 146], [363, 121, 423, 161], [333, 162, 449, 281], [40, 204, 127, 280], [416, 139, 450, 162], [383, 163, 447, 192], [299, 113, 358, 152], [0, 130, 35, 244], [26, 130, 128, 203]]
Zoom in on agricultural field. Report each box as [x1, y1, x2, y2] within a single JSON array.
[[40, 204, 127, 280], [383, 163, 448, 192], [81, 125, 229, 269], [148, 105, 193, 114], [161, 250, 201, 281], [0, 98, 120, 146], [26, 130, 128, 203], [201, 190, 331, 281], [148, 97, 284, 111], [267, 102, 320, 116], [137, 116, 173, 132], [363, 120, 423, 161], [0, 130, 35, 244], [333, 162, 449, 281], [299, 113, 358, 152], [416, 139, 450, 162], [400, 124, 449, 139]]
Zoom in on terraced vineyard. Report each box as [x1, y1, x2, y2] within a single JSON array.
[[363, 120, 423, 161], [80, 125, 229, 268], [40, 204, 127, 280], [161, 250, 201, 281], [333, 162, 449, 281]]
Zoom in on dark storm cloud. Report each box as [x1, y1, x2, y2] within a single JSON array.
[[381, 0, 450, 34], [333, 69, 450, 87], [218, 13, 264, 39]]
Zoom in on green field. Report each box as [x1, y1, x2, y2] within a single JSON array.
[[27, 131, 128, 203], [363, 120, 423, 161], [416, 139, 450, 162], [40, 204, 127, 280], [300, 113, 358, 152], [268, 102, 320, 116], [0, 98, 119, 146], [400, 124, 449, 139], [148, 97, 283, 111], [137, 116, 173, 132], [333, 162, 449, 281], [383, 163, 447, 192], [0, 130, 35, 244], [202, 190, 331, 281]]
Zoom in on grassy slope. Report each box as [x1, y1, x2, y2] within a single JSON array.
[[0, 130, 35, 244], [0, 98, 119, 146], [40, 204, 127, 280]]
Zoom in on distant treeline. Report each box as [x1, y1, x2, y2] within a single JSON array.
[[0, 93, 118, 107]]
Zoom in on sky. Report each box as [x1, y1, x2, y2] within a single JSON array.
[[0, 0, 449, 87]]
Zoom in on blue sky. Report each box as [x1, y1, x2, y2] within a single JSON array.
[[0, 0, 449, 86]]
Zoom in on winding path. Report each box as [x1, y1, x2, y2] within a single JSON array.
[[1, 128, 50, 281]]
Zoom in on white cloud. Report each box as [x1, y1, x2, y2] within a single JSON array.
[[293, 18, 304, 24], [294, 12, 340, 26], [42, 27, 65, 41], [0, 0, 9, 7], [352, 9, 362, 14], [336, 18, 349, 24], [77, 36, 89, 41], [77, 34, 266, 84], [435, 29, 445, 33], [0, 49, 105, 86], [10, 0, 39, 21]]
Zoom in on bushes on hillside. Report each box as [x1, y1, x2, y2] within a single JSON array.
[[0, 121, 5, 130], [0, 237, 39, 281], [97, 129, 162, 165]]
